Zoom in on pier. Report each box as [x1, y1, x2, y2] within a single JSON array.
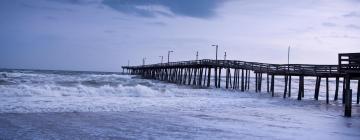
[[123, 53, 360, 117]]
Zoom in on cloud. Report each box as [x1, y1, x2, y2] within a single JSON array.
[[322, 22, 336, 27], [48, 0, 101, 5], [101, 0, 226, 18], [346, 24, 360, 30], [147, 21, 166, 26], [343, 11, 360, 18]]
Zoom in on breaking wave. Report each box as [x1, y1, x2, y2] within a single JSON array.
[[0, 69, 358, 113]]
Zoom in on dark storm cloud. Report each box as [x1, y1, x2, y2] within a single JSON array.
[[322, 22, 336, 27], [102, 0, 226, 18], [48, 0, 99, 5], [343, 11, 360, 18], [346, 24, 360, 30]]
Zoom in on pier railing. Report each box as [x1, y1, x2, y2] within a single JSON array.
[[339, 53, 360, 74], [123, 59, 340, 77]]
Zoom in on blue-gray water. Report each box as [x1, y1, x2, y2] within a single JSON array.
[[0, 69, 359, 140]]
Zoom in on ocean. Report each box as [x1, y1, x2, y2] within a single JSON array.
[[0, 69, 359, 139]]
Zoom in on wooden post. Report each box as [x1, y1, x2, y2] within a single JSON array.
[[236, 69, 239, 90], [183, 68, 187, 85], [207, 67, 211, 87], [233, 69, 236, 89], [271, 74, 275, 97], [267, 74, 269, 93], [203, 68, 207, 86], [298, 76, 303, 100], [334, 77, 339, 101], [259, 73, 262, 92], [199, 68, 203, 86], [236, 69, 240, 89], [357, 80, 360, 104], [345, 89, 352, 117], [174, 68, 178, 82], [343, 78, 346, 104], [180, 68, 183, 84], [314, 76, 319, 100], [284, 75, 288, 98], [255, 73, 258, 92], [314, 76, 321, 100], [173, 69, 176, 82], [229, 69, 232, 88], [218, 68, 222, 88], [247, 70, 251, 90], [169, 68, 172, 82], [179, 68, 183, 84], [345, 76, 352, 117], [226, 68, 229, 89], [288, 76, 292, 97], [241, 69, 245, 91], [214, 67, 218, 87], [326, 77, 329, 104], [245, 70, 248, 90], [301, 76, 305, 98], [165, 69, 168, 81], [188, 68, 193, 85], [193, 68, 198, 85], [230, 69, 237, 89]]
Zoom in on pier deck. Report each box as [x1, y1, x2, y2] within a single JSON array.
[[123, 53, 360, 117]]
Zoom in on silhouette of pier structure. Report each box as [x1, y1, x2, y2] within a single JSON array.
[[122, 53, 360, 117]]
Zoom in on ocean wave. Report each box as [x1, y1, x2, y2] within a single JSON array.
[[0, 83, 166, 98], [1, 69, 359, 114]]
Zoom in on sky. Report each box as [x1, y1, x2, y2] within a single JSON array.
[[0, 0, 360, 72]]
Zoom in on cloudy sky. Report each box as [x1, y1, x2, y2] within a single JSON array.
[[0, 0, 359, 72]]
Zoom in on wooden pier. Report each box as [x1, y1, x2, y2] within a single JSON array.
[[122, 53, 360, 117]]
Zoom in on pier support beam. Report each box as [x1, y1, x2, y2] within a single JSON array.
[[255, 73, 258, 92], [345, 75, 352, 117], [241, 69, 245, 91], [271, 74, 275, 97], [199, 68, 203, 86], [226, 68, 230, 89], [214, 67, 218, 87], [218, 68, 222, 88], [207, 68, 211, 87], [288, 76, 292, 97], [343, 78, 346, 104], [315, 76, 321, 100], [245, 70, 248, 91], [247, 71, 251, 90], [203, 68, 207, 86], [334, 77, 339, 101], [357, 80, 360, 104], [183, 68, 187, 85], [267, 74, 269, 93], [298, 75, 304, 100], [284, 75, 288, 98], [259, 73, 262, 92], [188, 68, 193, 85], [326, 77, 329, 104]]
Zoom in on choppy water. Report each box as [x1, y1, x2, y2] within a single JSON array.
[[0, 69, 359, 139]]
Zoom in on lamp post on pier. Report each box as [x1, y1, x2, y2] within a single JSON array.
[[288, 45, 291, 72], [196, 51, 199, 60], [212, 45, 218, 61], [168, 50, 174, 63], [142, 57, 146, 66], [159, 56, 163, 64]]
